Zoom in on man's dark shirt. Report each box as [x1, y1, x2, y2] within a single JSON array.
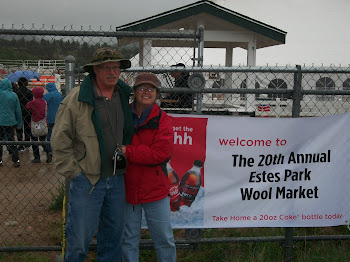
[[15, 86, 33, 118], [169, 73, 192, 108]]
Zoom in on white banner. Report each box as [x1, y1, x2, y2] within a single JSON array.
[[166, 113, 350, 228]]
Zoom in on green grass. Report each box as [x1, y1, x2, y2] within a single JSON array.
[[48, 221, 63, 242], [135, 239, 350, 262], [48, 181, 65, 211], [1, 227, 348, 261], [0, 253, 50, 262]]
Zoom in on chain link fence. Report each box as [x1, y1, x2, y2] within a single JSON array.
[[0, 24, 350, 261]]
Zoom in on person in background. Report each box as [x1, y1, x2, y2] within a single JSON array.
[[167, 63, 193, 109], [0, 78, 22, 167], [15, 77, 33, 152], [43, 82, 63, 162], [121, 72, 176, 262], [51, 47, 134, 262], [26, 86, 50, 163]]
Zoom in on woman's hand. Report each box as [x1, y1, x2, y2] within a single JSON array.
[[121, 145, 126, 154]]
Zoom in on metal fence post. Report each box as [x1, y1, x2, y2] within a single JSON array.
[[64, 55, 76, 96], [292, 65, 302, 118], [284, 227, 294, 262], [56, 55, 75, 262], [196, 25, 205, 113], [55, 177, 69, 262], [283, 65, 303, 262]]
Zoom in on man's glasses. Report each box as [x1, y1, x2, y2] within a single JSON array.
[[137, 86, 157, 92], [97, 65, 120, 72]]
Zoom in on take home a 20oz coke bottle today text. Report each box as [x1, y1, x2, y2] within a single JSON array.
[[179, 160, 203, 207], [167, 161, 180, 212]]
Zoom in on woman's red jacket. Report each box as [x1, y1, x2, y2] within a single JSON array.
[[124, 104, 174, 205]]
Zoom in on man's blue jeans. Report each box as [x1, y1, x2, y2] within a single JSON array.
[[64, 173, 126, 262], [122, 196, 176, 262]]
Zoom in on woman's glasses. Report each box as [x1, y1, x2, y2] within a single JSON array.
[[137, 86, 156, 92]]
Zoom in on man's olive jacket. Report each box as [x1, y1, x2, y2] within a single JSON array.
[[51, 74, 134, 185]]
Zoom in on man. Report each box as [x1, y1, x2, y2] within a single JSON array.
[[15, 77, 33, 152], [0, 78, 22, 167], [51, 47, 134, 262], [165, 63, 193, 109]]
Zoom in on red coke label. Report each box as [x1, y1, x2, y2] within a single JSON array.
[[179, 160, 203, 207], [167, 162, 180, 212]]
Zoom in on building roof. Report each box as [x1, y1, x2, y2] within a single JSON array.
[[116, 0, 287, 49]]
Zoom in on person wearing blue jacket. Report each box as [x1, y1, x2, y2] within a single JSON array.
[[43, 82, 63, 163], [0, 78, 22, 167]]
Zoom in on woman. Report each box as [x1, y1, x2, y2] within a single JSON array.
[[26, 86, 50, 163], [0, 78, 22, 167], [121, 72, 176, 262]]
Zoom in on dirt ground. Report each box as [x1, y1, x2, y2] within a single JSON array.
[[0, 148, 163, 261], [0, 148, 64, 251]]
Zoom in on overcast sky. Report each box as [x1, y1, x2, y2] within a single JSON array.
[[1, 0, 349, 67]]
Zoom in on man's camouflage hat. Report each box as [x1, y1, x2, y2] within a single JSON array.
[[83, 47, 131, 73]]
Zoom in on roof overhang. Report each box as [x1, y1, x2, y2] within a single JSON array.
[[116, 0, 286, 50]]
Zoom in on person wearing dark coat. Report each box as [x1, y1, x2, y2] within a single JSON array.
[[163, 63, 193, 109], [14, 77, 33, 152]]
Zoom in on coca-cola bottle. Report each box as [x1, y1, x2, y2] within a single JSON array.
[[167, 161, 180, 212], [179, 160, 203, 207]]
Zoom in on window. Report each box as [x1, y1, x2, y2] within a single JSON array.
[[240, 79, 246, 100], [316, 77, 335, 101], [268, 78, 288, 100], [240, 79, 260, 100], [343, 78, 350, 102], [255, 82, 260, 99]]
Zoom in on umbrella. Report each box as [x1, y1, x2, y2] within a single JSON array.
[[7, 70, 41, 82]]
